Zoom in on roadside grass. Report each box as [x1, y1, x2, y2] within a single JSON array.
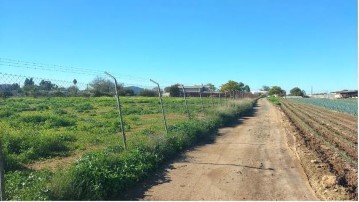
[[0, 96, 257, 200]]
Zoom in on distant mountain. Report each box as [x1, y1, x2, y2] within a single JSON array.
[[126, 86, 144, 95]]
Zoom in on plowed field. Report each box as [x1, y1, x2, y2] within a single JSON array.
[[281, 99, 358, 199]]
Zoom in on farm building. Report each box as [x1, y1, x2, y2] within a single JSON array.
[[179, 85, 211, 93], [177, 85, 216, 97], [285, 96, 303, 99], [309, 90, 358, 99], [309, 93, 336, 99], [175, 85, 258, 98], [331, 90, 358, 98]]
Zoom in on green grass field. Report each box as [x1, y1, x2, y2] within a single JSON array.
[[0, 96, 256, 200]]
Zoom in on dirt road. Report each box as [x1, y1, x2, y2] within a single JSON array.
[[126, 98, 318, 200]]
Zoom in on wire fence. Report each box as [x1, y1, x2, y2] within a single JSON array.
[[0, 58, 259, 200], [0, 69, 258, 134], [0, 71, 254, 121]]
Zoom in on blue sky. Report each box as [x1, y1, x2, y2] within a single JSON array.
[[0, 0, 357, 93]]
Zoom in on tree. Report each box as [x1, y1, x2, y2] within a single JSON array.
[[206, 83, 216, 91], [220, 80, 250, 92], [139, 89, 157, 97], [119, 88, 135, 96], [72, 79, 78, 95], [6, 83, 20, 91], [269, 86, 284, 96], [167, 84, 180, 97], [0, 91, 13, 98], [23, 78, 36, 96], [238, 82, 245, 90], [243, 85, 250, 93], [68, 85, 79, 96], [164, 86, 170, 92], [261, 85, 270, 91], [89, 76, 122, 97], [290, 87, 304, 96], [220, 80, 242, 92], [39, 80, 57, 91], [24, 78, 34, 87]]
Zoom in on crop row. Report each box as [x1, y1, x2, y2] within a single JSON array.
[[289, 98, 358, 116], [282, 101, 357, 161], [287, 101, 357, 135], [285, 101, 357, 143], [280, 100, 357, 195]]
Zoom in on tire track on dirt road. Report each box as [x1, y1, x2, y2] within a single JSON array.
[[124, 98, 318, 200]]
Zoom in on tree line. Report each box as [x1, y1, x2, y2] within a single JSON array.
[[0, 76, 254, 98], [261, 85, 307, 97], [1, 75, 307, 99]]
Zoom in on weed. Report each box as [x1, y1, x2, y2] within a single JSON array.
[[75, 103, 94, 112], [5, 170, 52, 200]]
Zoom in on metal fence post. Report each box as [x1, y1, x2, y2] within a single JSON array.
[[200, 84, 204, 112], [150, 79, 168, 135], [181, 85, 191, 120], [211, 90, 214, 106], [104, 72, 127, 149], [0, 140, 5, 201], [219, 92, 221, 105]]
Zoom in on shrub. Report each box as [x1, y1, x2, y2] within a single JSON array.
[[2, 131, 76, 168], [139, 89, 157, 97], [50, 148, 161, 200], [0, 91, 13, 98]]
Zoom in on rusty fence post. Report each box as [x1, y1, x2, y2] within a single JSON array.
[[150, 79, 168, 135], [104, 72, 127, 149]]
